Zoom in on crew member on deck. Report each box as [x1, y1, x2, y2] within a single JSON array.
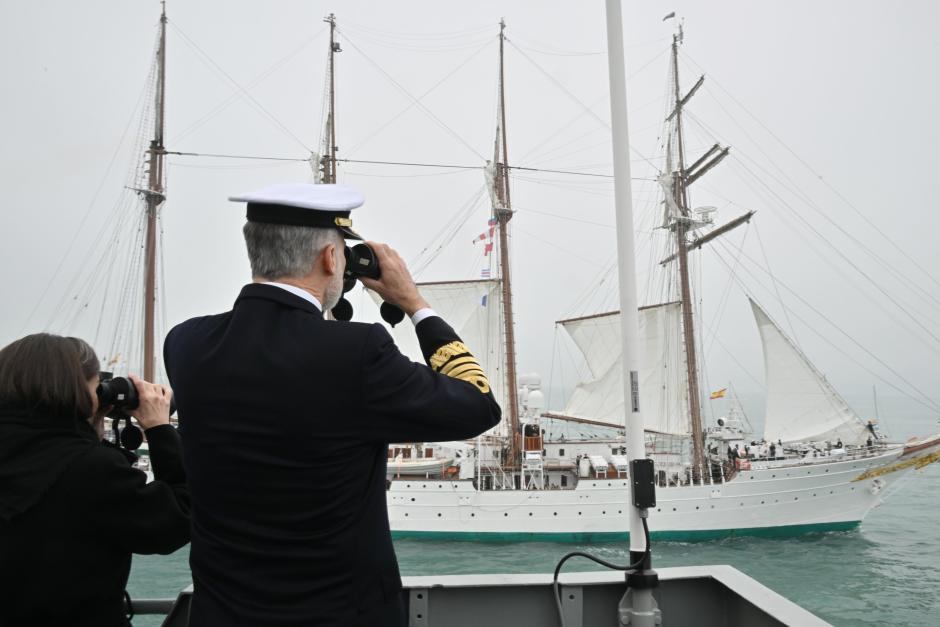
[[164, 183, 501, 626]]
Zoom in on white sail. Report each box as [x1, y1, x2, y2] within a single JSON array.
[[751, 299, 869, 445], [558, 303, 690, 435], [369, 280, 506, 436]]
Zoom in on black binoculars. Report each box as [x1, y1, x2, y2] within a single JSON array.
[[96, 373, 177, 451], [332, 243, 405, 326]]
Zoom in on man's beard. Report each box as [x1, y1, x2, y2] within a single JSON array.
[[321, 272, 344, 311]]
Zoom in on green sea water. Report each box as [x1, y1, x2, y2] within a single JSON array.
[[128, 461, 939, 626]]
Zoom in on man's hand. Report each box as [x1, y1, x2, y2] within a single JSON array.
[[359, 241, 429, 316], [127, 374, 173, 430]]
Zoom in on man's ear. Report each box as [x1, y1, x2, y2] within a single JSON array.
[[322, 243, 338, 275]]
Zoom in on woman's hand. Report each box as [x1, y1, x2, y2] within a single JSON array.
[[126, 374, 173, 430]]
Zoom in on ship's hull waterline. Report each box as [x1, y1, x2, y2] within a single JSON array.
[[389, 443, 939, 542]]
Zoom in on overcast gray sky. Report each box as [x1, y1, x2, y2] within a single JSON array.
[[2, 1, 938, 431]]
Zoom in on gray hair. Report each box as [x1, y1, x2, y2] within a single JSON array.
[[243, 222, 343, 280]]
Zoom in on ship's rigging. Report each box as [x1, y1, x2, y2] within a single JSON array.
[[20, 7, 940, 438]]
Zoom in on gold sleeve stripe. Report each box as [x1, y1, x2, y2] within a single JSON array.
[[428, 341, 491, 394], [451, 370, 491, 394], [445, 363, 486, 380], [439, 356, 481, 377], [429, 341, 472, 371]]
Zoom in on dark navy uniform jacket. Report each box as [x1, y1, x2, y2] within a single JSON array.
[[164, 283, 501, 626]]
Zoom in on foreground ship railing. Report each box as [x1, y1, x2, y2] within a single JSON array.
[[134, 565, 830, 626]]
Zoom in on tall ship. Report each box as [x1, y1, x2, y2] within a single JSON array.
[[382, 23, 940, 541], [23, 5, 938, 542]]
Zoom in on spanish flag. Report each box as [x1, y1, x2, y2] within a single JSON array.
[[709, 388, 727, 400]]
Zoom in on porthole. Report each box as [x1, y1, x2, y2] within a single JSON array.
[[411, 498, 415, 502], [471, 513, 475, 517], [554, 512, 558, 516], [504, 512, 508, 517], [437, 513, 442, 517], [529, 512, 533, 517]]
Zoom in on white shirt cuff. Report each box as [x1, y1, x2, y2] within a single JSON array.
[[411, 308, 438, 326]]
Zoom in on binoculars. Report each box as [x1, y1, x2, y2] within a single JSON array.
[[332, 243, 405, 326]]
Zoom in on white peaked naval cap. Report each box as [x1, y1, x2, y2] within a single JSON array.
[[229, 183, 365, 240]]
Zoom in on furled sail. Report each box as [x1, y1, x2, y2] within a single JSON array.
[[751, 299, 868, 445], [368, 280, 506, 436], [557, 303, 690, 435]]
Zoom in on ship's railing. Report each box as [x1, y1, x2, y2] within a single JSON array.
[[128, 565, 831, 626]]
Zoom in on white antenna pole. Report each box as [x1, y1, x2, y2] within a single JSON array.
[[605, 0, 645, 555], [606, 3, 660, 624]]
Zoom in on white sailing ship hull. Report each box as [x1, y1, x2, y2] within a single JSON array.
[[388, 445, 937, 541]]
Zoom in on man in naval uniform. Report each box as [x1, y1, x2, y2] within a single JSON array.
[[163, 183, 501, 626]]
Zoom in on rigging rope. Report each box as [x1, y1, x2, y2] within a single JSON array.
[[346, 37, 495, 155], [171, 29, 325, 146], [507, 39, 665, 173], [168, 21, 312, 152], [338, 29, 485, 161], [682, 51, 940, 294], [710, 240, 940, 414], [18, 34, 157, 336]]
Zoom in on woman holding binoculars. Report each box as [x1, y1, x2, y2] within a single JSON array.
[[0, 333, 190, 627]]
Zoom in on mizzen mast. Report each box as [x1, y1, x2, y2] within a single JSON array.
[[142, 1, 168, 382], [494, 19, 521, 467]]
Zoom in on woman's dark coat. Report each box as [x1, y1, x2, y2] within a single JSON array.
[[0, 412, 190, 627]]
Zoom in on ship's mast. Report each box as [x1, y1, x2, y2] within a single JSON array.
[[495, 19, 521, 467], [142, 2, 168, 382], [320, 13, 340, 184], [662, 27, 745, 484], [668, 32, 706, 483]]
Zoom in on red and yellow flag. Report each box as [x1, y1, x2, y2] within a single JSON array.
[[709, 388, 727, 400]]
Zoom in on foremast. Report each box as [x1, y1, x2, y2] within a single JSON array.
[[142, 2, 168, 382], [661, 27, 748, 483], [493, 19, 521, 469]]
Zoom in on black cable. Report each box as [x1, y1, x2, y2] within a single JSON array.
[[553, 515, 650, 627], [123, 589, 134, 621]]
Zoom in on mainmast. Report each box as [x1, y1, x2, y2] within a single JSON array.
[[494, 19, 521, 467], [319, 13, 341, 184], [142, 2, 168, 382]]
